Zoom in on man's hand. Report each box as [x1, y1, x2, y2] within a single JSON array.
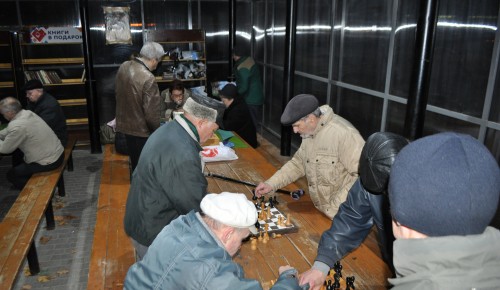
[[299, 268, 326, 290], [255, 182, 273, 197]]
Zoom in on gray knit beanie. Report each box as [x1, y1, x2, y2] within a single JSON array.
[[389, 132, 500, 237]]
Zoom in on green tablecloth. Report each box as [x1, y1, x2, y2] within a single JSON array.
[[215, 129, 249, 148]]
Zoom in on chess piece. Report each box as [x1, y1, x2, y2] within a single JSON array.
[[346, 276, 355, 290], [332, 273, 340, 289], [266, 206, 271, 217], [258, 232, 263, 242], [251, 189, 258, 200], [285, 213, 292, 226], [268, 196, 275, 208], [250, 238, 257, 250], [333, 261, 342, 278], [273, 196, 279, 204], [326, 279, 333, 290]]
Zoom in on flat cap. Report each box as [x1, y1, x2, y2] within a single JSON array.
[[23, 79, 44, 91], [280, 94, 319, 125]]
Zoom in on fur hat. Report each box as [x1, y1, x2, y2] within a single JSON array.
[[183, 96, 219, 123], [280, 94, 319, 125], [389, 132, 500, 237], [201, 192, 258, 234]]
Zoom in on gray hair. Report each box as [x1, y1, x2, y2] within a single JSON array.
[[201, 214, 247, 234], [140, 42, 165, 61], [0, 97, 22, 114], [183, 97, 218, 123]]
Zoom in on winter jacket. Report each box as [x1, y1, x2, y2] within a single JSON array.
[[222, 97, 258, 148], [234, 56, 264, 106], [124, 211, 305, 290], [389, 227, 500, 289], [0, 109, 63, 165], [123, 116, 207, 246], [27, 92, 68, 147], [314, 178, 394, 273], [265, 105, 364, 219], [115, 58, 161, 137]]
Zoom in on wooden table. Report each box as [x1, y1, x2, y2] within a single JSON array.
[[205, 145, 391, 289]]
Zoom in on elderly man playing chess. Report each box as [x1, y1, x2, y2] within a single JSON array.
[[124, 192, 307, 290]]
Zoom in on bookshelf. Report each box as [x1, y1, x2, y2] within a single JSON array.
[[17, 28, 89, 145], [0, 31, 16, 100]]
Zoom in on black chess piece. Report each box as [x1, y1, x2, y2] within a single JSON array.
[[346, 276, 355, 290], [268, 197, 275, 208], [260, 196, 265, 203], [333, 273, 340, 289], [333, 261, 342, 278], [251, 189, 258, 200], [273, 196, 279, 204], [326, 279, 333, 290], [254, 220, 261, 230]]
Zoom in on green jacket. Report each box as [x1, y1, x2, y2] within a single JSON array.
[[123, 117, 207, 246], [234, 56, 264, 106]]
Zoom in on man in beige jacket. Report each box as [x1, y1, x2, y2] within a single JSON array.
[[255, 94, 364, 219]]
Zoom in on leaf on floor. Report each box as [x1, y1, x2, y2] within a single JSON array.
[[57, 269, 69, 276], [37, 275, 51, 283], [23, 267, 30, 276], [21, 284, 32, 289], [53, 200, 65, 210], [39, 236, 51, 244]]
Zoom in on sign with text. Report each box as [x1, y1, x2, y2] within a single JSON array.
[[29, 26, 82, 44]]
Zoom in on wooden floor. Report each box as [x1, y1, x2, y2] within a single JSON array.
[[255, 133, 384, 262]]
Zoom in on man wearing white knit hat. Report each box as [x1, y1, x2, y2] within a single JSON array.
[[124, 95, 221, 260], [125, 192, 305, 290]]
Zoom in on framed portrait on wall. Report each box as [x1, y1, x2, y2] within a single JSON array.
[[103, 6, 132, 45]]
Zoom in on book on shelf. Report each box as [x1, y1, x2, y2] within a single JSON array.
[[24, 70, 63, 85]]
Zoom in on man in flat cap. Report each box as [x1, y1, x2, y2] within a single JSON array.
[[125, 192, 306, 290], [255, 94, 364, 219], [300, 132, 409, 289], [24, 79, 68, 147], [388, 132, 500, 289], [124, 95, 220, 260]]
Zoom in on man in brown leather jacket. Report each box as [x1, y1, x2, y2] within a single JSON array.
[[115, 42, 165, 171]]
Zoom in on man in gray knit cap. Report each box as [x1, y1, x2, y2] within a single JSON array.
[[255, 94, 364, 219], [124, 95, 220, 260], [388, 132, 500, 289]]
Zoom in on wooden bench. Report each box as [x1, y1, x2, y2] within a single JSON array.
[[0, 137, 76, 290], [87, 144, 135, 289]]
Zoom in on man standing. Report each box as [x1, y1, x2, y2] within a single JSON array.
[[124, 192, 305, 290], [219, 83, 258, 148], [299, 132, 409, 289], [115, 41, 165, 171], [388, 132, 500, 289], [124, 96, 220, 260], [233, 45, 264, 129], [24, 79, 68, 146], [0, 97, 63, 189], [255, 94, 365, 219]]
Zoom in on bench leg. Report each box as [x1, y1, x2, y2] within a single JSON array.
[[67, 153, 74, 172], [27, 241, 41, 275], [45, 201, 56, 230], [57, 174, 66, 197]]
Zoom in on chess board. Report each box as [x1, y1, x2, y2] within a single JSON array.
[[256, 203, 298, 235]]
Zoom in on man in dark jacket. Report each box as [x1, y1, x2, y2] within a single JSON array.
[[124, 95, 220, 260], [219, 83, 258, 148], [115, 42, 165, 171], [24, 79, 68, 147], [124, 192, 306, 290], [299, 132, 409, 289]]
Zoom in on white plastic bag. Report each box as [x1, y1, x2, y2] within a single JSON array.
[[201, 142, 238, 162]]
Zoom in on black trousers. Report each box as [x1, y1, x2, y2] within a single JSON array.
[[124, 134, 148, 173], [7, 153, 64, 190]]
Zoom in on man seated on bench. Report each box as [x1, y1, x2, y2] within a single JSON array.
[[124, 192, 305, 290], [0, 97, 63, 189]]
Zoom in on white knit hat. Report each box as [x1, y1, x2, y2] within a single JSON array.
[[201, 192, 258, 234]]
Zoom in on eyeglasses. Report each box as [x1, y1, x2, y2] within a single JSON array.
[[171, 93, 184, 98]]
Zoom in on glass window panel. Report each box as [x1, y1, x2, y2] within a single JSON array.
[[389, 0, 418, 98], [271, 0, 286, 67], [428, 0, 499, 117], [485, 128, 500, 165], [143, 1, 189, 30], [254, 0, 266, 63], [331, 0, 343, 81], [236, 1, 251, 51], [335, 87, 383, 139], [489, 60, 500, 122], [201, 1, 229, 61], [265, 68, 284, 134], [0, 1, 18, 26], [295, 0, 331, 78], [19, 1, 80, 27], [293, 75, 328, 105], [341, 0, 392, 92], [385, 100, 406, 136]]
